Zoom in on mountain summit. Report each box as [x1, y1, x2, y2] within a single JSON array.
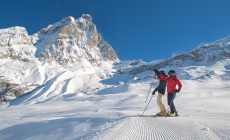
[[32, 14, 119, 65], [0, 14, 119, 102]]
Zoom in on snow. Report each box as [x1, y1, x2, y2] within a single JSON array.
[[0, 15, 230, 140], [1, 60, 230, 140]]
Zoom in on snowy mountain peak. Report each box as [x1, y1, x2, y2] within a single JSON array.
[[0, 26, 27, 34], [158, 36, 230, 65], [170, 38, 230, 64], [33, 14, 118, 65], [120, 36, 230, 76], [80, 14, 92, 22], [0, 26, 35, 62], [0, 26, 32, 46], [0, 15, 119, 102], [61, 16, 75, 24]]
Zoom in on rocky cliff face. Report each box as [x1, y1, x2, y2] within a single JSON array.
[[0, 26, 36, 62], [0, 15, 119, 64], [32, 14, 118, 65]]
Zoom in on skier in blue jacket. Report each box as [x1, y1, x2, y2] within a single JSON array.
[[152, 71, 167, 116]]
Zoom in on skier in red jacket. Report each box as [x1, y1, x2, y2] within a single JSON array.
[[154, 69, 182, 117]]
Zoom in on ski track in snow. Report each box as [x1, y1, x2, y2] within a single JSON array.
[[94, 115, 230, 140]]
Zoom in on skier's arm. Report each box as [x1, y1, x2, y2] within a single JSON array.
[[152, 81, 160, 95], [152, 87, 158, 95], [154, 87, 159, 92], [154, 81, 162, 92], [154, 69, 169, 81], [176, 78, 182, 92], [159, 74, 169, 81]]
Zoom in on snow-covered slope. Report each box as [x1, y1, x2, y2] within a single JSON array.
[[9, 61, 114, 105], [0, 72, 230, 140]]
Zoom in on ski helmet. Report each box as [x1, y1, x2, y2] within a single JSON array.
[[168, 70, 176, 76]]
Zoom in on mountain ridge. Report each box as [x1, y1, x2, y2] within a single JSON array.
[[0, 14, 230, 104], [121, 37, 230, 75]]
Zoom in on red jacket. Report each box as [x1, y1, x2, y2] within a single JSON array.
[[159, 74, 182, 93]]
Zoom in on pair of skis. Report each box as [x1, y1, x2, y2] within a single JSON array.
[[137, 114, 167, 117], [137, 114, 190, 118], [137, 111, 181, 117]]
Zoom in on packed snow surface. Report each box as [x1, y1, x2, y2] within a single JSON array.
[[0, 60, 230, 140]]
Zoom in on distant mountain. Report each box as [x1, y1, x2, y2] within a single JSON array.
[[123, 37, 230, 75], [0, 14, 118, 65], [32, 14, 118, 65]]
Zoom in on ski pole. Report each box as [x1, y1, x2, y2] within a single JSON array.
[[140, 95, 154, 116], [145, 81, 154, 103]]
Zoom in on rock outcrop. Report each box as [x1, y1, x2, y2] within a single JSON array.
[[32, 14, 118, 65], [0, 26, 36, 62]]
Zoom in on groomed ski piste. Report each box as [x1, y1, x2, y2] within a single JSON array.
[[0, 60, 230, 140]]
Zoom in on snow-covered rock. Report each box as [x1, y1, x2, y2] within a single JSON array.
[[122, 37, 230, 76], [0, 26, 36, 62], [32, 14, 119, 65]]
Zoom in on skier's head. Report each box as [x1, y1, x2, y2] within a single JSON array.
[[160, 70, 167, 77], [168, 70, 176, 77]]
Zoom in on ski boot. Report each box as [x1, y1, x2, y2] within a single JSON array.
[[156, 110, 168, 116], [168, 112, 179, 117]]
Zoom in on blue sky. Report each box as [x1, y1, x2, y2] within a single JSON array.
[[1, 0, 230, 61]]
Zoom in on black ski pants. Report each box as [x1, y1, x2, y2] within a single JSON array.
[[167, 93, 176, 113]]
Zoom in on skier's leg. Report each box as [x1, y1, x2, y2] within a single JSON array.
[[157, 93, 167, 116], [168, 93, 176, 114], [157, 93, 166, 112], [170, 101, 176, 113], [167, 93, 172, 113], [172, 93, 177, 113]]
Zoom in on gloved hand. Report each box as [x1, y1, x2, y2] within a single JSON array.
[[152, 89, 157, 95], [153, 69, 160, 75], [175, 89, 179, 93]]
